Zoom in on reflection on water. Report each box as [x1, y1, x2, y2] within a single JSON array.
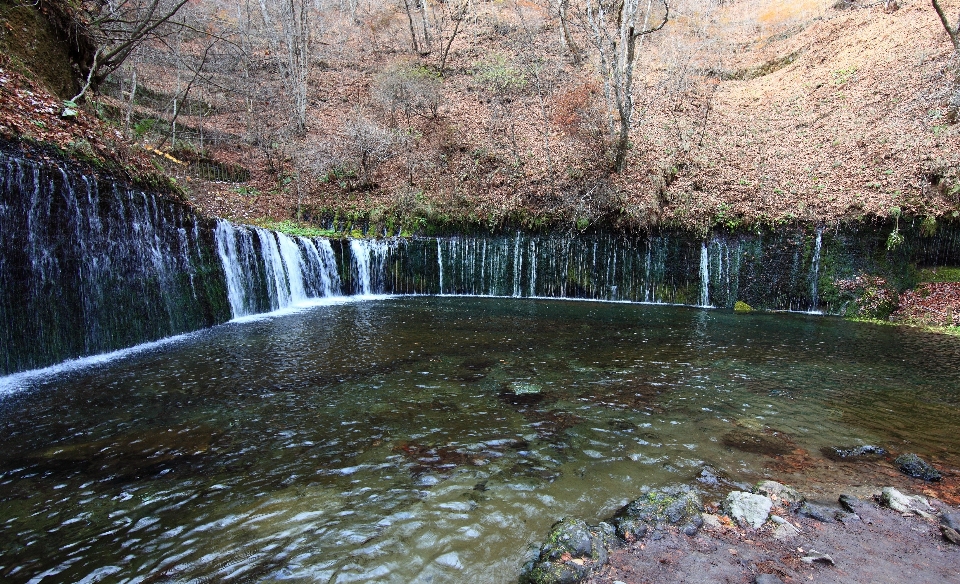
[[1, 298, 959, 583]]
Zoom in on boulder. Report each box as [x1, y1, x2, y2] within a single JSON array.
[[522, 518, 614, 584], [878, 487, 935, 518], [725, 491, 773, 529], [894, 453, 942, 481], [753, 480, 804, 505], [797, 501, 837, 523], [942, 511, 960, 532], [612, 485, 703, 540]]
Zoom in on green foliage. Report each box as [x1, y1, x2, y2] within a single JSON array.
[[833, 274, 899, 319], [886, 228, 904, 251], [920, 215, 937, 237], [233, 185, 260, 197], [917, 267, 960, 283], [472, 54, 527, 95], [258, 219, 336, 238], [832, 67, 857, 85], [133, 118, 157, 139], [734, 301, 753, 313], [714, 202, 741, 230]]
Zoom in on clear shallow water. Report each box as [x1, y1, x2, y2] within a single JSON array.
[[1, 297, 959, 583]]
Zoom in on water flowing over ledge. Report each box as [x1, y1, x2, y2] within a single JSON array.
[[3, 149, 960, 375]]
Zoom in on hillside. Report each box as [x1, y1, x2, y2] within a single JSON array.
[[1, 0, 958, 234]]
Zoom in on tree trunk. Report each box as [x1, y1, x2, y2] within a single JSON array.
[[402, 0, 421, 53]]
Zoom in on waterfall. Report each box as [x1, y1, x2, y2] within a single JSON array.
[[276, 233, 308, 303], [349, 239, 390, 295], [513, 232, 522, 297], [215, 221, 254, 318], [301, 237, 341, 297], [699, 242, 711, 308], [1, 152, 228, 375], [437, 239, 445, 295], [810, 227, 823, 311], [11, 143, 960, 377], [215, 220, 345, 318]]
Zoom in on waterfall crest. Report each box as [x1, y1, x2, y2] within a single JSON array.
[[7, 149, 960, 376]]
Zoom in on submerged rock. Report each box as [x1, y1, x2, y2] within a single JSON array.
[[753, 480, 804, 505], [894, 453, 942, 481], [521, 518, 615, 584], [612, 485, 703, 540], [821, 444, 887, 461], [725, 491, 773, 528]]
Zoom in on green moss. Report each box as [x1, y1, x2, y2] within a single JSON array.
[[257, 219, 336, 238], [917, 267, 960, 283]]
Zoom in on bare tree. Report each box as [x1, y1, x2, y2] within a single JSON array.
[[72, 0, 192, 103], [257, 0, 315, 135], [371, 63, 442, 126], [433, 0, 470, 76], [932, 0, 960, 122], [342, 114, 398, 186], [583, 0, 669, 172]]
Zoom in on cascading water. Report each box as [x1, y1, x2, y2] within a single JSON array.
[[215, 220, 343, 317], [8, 146, 960, 377], [810, 226, 823, 311], [0, 151, 228, 375], [700, 242, 711, 307]]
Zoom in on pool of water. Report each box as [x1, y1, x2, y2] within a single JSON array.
[[1, 297, 959, 583]]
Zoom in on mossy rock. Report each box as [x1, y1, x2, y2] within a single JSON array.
[[611, 484, 703, 540], [734, 300, 754, 313], [521, 518, 614, 584]]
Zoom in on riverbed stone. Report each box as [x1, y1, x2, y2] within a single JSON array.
[[770, 516, 801, 540], [753, 480, 804, 505], [611, 484, 703, 541], [942, 511, 960, 532], [894, 453, 942, 481], [879, 487, 935, 517], [522, 518, 614, 584], [797, 501, 837, 523], [755, 574, 785, 584], [725, 491, 773, 528], [822, 444, 887, 461]]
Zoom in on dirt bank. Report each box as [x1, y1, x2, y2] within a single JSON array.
[[586, 486, 960, 584]]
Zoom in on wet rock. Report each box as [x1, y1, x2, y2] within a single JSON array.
[[879, 487, 935, 518], [770, 515, 801, 540], [821, 444, 887, 461], [522, 518, 614, 584], [682, 514, 704, 536], [612, 485, 703, 541], [894, 453, 942, 481], [755, 575, 785, 584], [942, 525, 960, 545], [942, 511, 960, 532], [753, 480, 804, 505], [801, 550, 835, 565], [722, 429, 792, 457], [838, 493, 862, 513], [725, 491, 773, 528], [797, 501, 837, 523]]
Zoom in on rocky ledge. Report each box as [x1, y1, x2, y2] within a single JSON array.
[[521, 479, 960, 584]]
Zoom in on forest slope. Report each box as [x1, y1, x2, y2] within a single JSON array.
[[1, 0, 959, 233]]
